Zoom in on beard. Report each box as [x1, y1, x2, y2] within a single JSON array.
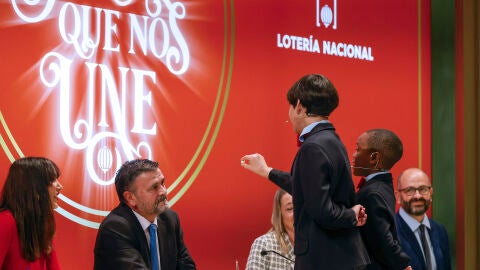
[[402, 197, 431, 216], [153, 194, 169, 214]]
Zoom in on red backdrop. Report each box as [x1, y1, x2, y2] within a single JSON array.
[[0, 0, 430, 269]]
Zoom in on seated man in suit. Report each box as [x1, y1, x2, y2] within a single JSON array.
[[94, 159, 196, 270], [353, 129, 411, 270], [395, 168, 452, 270]]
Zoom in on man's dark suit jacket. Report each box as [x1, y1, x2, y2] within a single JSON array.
[[356, 173, 410, 270], [94, 203, 196, 270], [395, 212, 452, 270], [269, 122, 370, 270]]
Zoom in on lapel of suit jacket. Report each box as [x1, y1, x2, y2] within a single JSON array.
[[427, 223, 443, 267], [157, 212, 169, 269], [397, 213, 427, 269], [119, 203, 152, 267]]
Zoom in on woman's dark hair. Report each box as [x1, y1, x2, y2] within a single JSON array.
[[0, 157, 60, 261]]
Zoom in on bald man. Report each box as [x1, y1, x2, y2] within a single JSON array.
[[395, 168, 452, 270]]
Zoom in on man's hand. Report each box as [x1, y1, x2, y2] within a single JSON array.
[[240, 153, 272, 178], [351, 204, 367, 227]]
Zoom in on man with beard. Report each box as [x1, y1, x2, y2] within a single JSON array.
[[94, 159, 196, 270], [395, 168, 452, 270], [352, 129, 411, 270]]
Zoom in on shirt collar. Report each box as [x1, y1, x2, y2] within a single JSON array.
[[298, 120, 329, 142], [365, 170, 390, 181], [131, 209, 158, 231], [399, 207, 431, 231]]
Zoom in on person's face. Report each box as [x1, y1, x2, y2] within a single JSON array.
[[352, 132, 373, 176], [288, 100, 304, 134], [396, 169, 433, 217], [127, 168, 168, 222], [280, 193, 294, 231], [48, 179, 63, 209]]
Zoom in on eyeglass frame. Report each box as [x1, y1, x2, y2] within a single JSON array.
[[398, 185, 432, 196]]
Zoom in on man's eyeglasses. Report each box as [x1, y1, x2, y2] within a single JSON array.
[[398, 185, 431, 196]]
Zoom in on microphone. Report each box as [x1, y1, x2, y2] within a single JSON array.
[[350, 166, 385, 171], [351, 155, 382, 171], [260, 250, 294, 263], [350, 165, 372, 170]]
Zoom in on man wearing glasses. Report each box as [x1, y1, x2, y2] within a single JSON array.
[[395, 168, 452, 270]]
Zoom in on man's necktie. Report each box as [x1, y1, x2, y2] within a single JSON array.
[[149, 224, 160, 270], [419, 224, 433, 270], [356, 177, 366, 191]]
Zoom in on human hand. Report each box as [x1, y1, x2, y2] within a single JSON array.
[[404, 266, 413, 270], [351, 204, 367, 227], [240, 153, 272, 178]]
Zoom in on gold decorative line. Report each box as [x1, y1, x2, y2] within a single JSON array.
[[417, 0, 422, 169], [0, 111, 24, 162], [168, 0, 235, 205], [0, 133, 15, 162], [0, 111, 101, 228], [174, 0, 235, 202]]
